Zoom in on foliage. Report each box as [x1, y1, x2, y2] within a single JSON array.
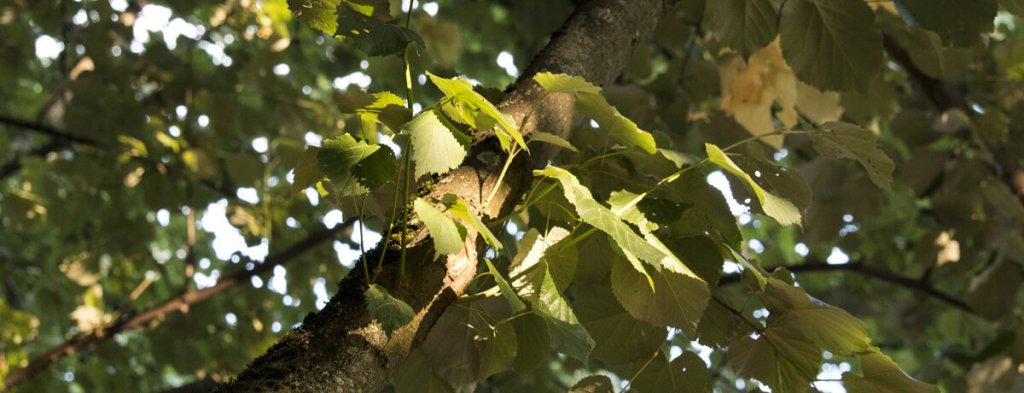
[[2, 0, 1024, 392]]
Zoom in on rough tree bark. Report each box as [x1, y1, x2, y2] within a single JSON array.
[[218, 0, 678, 391]]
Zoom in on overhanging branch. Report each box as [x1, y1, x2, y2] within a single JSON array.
[[719, 259, 974, 314], [1, 219, 355, 390]]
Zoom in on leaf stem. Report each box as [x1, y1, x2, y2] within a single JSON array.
[[482, 146, 519, 212], [357, 193, 370, 283]]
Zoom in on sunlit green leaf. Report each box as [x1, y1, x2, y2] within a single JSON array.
[[414, 198, 466, 259], [842, 349, 939, 393], [442, 194, 502, 250], [407, 110, 469, 178], [705, 143, 802, 225], [427, 72, 527, 152]]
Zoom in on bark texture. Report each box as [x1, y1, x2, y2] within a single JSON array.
[[218, 1, 678, 391]]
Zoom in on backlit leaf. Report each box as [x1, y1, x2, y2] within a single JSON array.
[[442, 194, 502, 250], [705, 143, 802, 225], [407, 110, 469, 178], [414, 198, 466, 259], [842, 349, 939, 393]]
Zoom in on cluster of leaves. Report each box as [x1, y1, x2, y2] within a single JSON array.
[[4, 0, 1024, 392]]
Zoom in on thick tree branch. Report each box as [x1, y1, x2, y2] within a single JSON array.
[[719, 259, 974, 314], [218, 1, 678, 391], [1, 219, 355, 390]]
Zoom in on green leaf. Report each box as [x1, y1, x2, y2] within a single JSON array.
[[484, 258, 526, 313], [610, 256, 710, 336], [809, 122, 895, 189], [317, 134, 388, 195], [897, 0, 997, 47], [705, 144, 802, 226], [569, 375, 615, 393], [427, 72, 527, 152], [442, 194, 502, 250], [695, 299, 740, 348], [422, 298, 516, 386], [335, 3, 424, 57], [392, 349, 455, 393], [842, 349, 939, 393], [530, 270, 593, 362], [772, 306, 871, 356], [631, 352, 713, 393], [574, 285, 665, 365], [414, 198, 467, 259], [534, 72, 657, 154], [357, 91, 411, 134], [508, 232, 593, 362], [476, 320, 518, 380], [533, 72, 602, 94], [779, 0, 882, 92], [704, 0, 779, 57], [407, 110, 469, 178], [364, 284, 415, 336], [529, 131, 578, 152], [967, 257, 1023, 320], [291, 146, 324, 192], [353, 146, 397, 190], [1001, 0, 1024, 17], [728, 325, 823, 392], [535, 166, 684, 275], [287, 0, 342, 34], [576, 92, 657, 154], [510, 313, 551, 372]]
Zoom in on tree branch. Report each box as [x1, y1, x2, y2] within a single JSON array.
[[718, 259, 974, 314], [1, 219, 355, 390], [217, 1, 679, 391]]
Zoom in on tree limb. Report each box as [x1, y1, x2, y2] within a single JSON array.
[[217, 1, 679, 391], [0, 219, 355, 390], [718, 259, 974, 314]]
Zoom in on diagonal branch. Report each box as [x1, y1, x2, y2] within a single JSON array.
[[218, 1, 679, 391], [719, 259, 974, 314], [1, 218, 355, 390]]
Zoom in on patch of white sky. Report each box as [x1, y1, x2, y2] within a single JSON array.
[[496, 51, 518, 76], [332, 220, 383, 269], [200, 199, 269, 262], [35, 3, 237, 66]]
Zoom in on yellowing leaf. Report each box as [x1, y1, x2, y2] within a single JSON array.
[[719, 43, 797, 149], [705, 143, 802, 225]]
